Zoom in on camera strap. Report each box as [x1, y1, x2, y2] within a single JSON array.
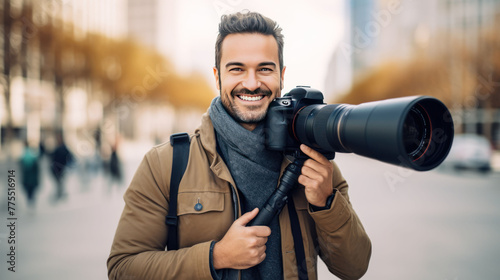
[[165, 133, 190, 251], [287, 197, 309, 280]]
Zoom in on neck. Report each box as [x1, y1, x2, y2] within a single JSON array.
[[240, 122, 258, 131]]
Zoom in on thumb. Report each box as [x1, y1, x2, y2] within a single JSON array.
[[235, 208, 259, 226]]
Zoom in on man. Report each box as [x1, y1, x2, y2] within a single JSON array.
[[108, 11, 371, 280]]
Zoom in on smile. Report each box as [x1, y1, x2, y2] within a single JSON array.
[[237, 95, 265, 101]]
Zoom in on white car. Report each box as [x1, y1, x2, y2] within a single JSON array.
[[444, 134, 493, 172]]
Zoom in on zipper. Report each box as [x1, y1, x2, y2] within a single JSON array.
[[228, 183, 241, 280], [229, 183, 239, 220]]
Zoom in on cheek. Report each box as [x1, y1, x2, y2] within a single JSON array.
[[263, 75, 282, 89], [220, 77, 239, 94], [220, 91, 231, 105], [220, 86, 236, 107]]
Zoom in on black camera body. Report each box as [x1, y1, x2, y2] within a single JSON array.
[[265, 86, 454, 171], [266, 86, 335, 156]]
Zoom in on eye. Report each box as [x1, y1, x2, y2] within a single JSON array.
[[229, 67, 243, 72], [259, 68, 273, 72]]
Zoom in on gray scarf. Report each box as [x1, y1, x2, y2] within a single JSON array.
[[209, 97, 284, 280]]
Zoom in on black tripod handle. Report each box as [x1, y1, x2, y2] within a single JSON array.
[[248, 159, 305, 226]]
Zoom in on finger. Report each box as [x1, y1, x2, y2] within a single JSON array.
[[235, 208, 259, 226], [298, 174, 319, 189], [300, 144, 330, 165], [301, 164, 326, 181], [249, 226, 271, 237], [303, 155, 334, 179], [248, 236, 269, 249], [256, 252, 267, 265], [256, 236, 269, 246]]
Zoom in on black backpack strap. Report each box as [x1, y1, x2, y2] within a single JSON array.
[[165, 133, 190, 250], [287, 197, 309, 280]]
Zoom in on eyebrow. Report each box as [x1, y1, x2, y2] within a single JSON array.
[[225, 62, 244, 68], [225, 61, 277, 69]]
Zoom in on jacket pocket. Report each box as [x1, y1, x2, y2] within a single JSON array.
[[177, 191, 225, 215], [176, 191, 230, 248]]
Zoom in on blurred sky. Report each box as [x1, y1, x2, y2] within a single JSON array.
[[161, 0, 346, 98]]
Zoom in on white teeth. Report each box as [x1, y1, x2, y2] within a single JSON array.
[[239, 95, 264, 101]]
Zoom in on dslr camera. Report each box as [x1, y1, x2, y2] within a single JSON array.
[[265, 86, 454, 171]]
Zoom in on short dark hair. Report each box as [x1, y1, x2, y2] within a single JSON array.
[[215, 11, 284, 73]]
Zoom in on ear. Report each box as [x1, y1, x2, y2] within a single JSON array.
[[213, 67, 220, 90], [280, 66, 286, 92]]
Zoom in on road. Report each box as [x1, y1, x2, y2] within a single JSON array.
[[1, 144, 499, 280], [322, 153, 500, 280]]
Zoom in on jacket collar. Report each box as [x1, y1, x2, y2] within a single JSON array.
[[196, 111, 235, 185], [196, 111, 217, 160]]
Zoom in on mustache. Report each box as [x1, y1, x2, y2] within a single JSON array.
[[232, 88, 272, 96]]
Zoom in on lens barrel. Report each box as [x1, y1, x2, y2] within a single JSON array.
[[293, 96, 454, 171]]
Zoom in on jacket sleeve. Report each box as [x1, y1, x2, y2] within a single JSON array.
[[309, 161, 372, 280], [107, 147, 214, 280]]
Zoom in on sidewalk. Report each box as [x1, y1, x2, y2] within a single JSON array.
[[0, 141, 150, 280]]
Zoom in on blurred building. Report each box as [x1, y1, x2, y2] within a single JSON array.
[[325, 0, 500, 148], [124, 0, 177, 142], [0, 0, 126, 157], [443, 0, 500, 142], [125, 0, 210, 142], [127, 0, 177, 58]]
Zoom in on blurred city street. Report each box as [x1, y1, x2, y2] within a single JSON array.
[[0, 141, 149, 280], [0, 0, 499, 279], [1, 144, 499, 280], [332, 153, 500, 280]]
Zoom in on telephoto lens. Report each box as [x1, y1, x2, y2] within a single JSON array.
[[292, 95, 454, 171]]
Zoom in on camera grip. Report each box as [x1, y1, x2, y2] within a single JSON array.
[[248, 159, 304, 226], [249, 189, 289, 226]]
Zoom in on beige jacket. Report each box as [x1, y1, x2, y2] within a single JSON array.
[[107, 113, 371, 280]]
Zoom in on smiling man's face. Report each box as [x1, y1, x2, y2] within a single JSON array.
[[214, 33, 285, 131]]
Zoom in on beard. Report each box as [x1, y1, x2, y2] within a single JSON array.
[[221, 87, 273, 124]]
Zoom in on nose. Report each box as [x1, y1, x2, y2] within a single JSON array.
[[241, 70, 261, 91]]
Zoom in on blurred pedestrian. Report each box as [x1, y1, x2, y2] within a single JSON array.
[[107, 142, 123, 190], [38, 138, 46, 157], [86, 127, 103, 174], [19, 141, 40, 208], [49, 133, 74, 201]]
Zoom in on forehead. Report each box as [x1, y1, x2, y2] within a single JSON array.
[[220, 33, 279, 66]]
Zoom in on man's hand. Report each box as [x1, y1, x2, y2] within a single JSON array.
[[298, 144, 334, 207], [213, 208, 271, 270]]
